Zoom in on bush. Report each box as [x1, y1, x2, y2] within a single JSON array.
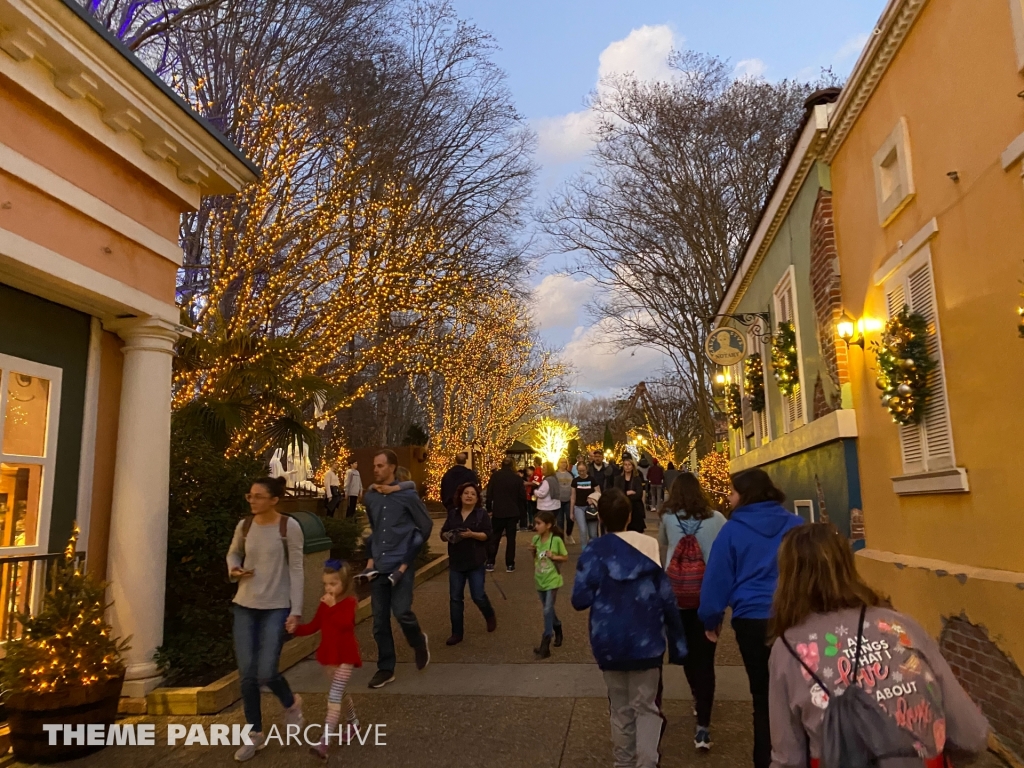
[[156, 421, 261, 686], [321, 513, 365, 561]]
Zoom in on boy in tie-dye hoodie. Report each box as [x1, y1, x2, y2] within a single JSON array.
[[572, 488, 687, 768]]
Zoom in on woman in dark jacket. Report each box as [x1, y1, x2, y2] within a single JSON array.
[[442, 482, 497, 645], [614, 455, 646, 532]]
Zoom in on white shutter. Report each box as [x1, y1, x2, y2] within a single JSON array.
[[885, 259, 954, 475], [748, 331, 771, 445]]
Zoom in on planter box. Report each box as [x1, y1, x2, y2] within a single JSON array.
[[6, 673, 123, 763], [146, 553, 449, 715]]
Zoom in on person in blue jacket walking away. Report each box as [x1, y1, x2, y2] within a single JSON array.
[[572, 488, 687, 768], [698, 469, 802, 768]]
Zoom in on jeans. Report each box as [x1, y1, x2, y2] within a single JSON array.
[[680, 609, 717, 727], [537, 588, 561, 638], [557, 501, 570, 532], [233, 605, 295, 733], [733, 617, 772, 768], [370, 566, 425, 673], [488, 516, 518, 567], [649, 484, 664, 510], [603, 667, 665, 768], [449, 566, 494, 637], [573, 506, 599, 546], [346, 496, 358, 518]]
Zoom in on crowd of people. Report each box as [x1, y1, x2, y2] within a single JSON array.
[[225, 449, 992, 767]]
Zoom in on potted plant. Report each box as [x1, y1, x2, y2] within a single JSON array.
[[0, 525, 129, 763]]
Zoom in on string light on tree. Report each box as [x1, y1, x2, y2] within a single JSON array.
[[698, 450, 731, 513]]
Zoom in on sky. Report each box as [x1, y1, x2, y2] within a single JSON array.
[[450, 0, 886, 396]]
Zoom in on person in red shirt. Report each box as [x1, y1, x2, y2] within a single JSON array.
[[293, 559, 362, 759]]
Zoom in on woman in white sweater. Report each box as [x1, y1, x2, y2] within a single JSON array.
[[534, 461, 563, 517], [226, 476, 306, 761]]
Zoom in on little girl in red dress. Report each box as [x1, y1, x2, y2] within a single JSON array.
[[293, 559, 362, 759]]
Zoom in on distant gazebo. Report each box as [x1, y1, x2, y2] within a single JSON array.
[[505, 440, 537, 470]]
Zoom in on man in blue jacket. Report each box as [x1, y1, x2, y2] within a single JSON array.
[[572, 488, 687, 768], [361, 449, 433, 689]]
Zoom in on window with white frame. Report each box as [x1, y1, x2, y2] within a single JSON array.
[[872, 118, 915, 226], [1009, 0, 1024, 72], [793, 499, 815, 523], [0, 355, 61, 553], [773, 267, 805, 433], [747, 331, 770, 446], [884, 249, 956, 475]]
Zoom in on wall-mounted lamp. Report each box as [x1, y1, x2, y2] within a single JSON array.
[[836, 311, 865, 348]]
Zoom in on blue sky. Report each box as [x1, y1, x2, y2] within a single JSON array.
[[450, 0, 885, 394]]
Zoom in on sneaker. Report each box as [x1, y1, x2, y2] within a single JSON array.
[[343, 720, 360, 745], [367, 669, 395, 689], [355, 568, 379, 585], [694, 727, 712, 750], [415, 633, 430, 670], [283, 694, 304, 730], [506, 565, 515, 573], [485, 562, 495, 572], [234, 732, 267, 761]]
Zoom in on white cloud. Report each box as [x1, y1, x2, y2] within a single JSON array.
[[835, 32, 870, 64], [733, 58, 767, 80], [533, 24, 681, 168], [559, 319, 668, 395], [597, 25, 678, 83], [531, 274, 597, 331]]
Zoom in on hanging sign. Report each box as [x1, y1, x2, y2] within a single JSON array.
[[705, 327, 746, 366]]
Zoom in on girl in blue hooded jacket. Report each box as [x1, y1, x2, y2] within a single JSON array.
[[698, 469, 802, 768]]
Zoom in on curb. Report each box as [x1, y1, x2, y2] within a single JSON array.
[[143, 553, 450, 716]]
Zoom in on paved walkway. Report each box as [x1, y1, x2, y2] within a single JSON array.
[[9, 517, 1008, 767]]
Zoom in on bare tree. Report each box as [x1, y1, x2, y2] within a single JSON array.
[[542, 52, 829, 452]]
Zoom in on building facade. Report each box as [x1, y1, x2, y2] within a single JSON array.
[[825, 0, 1024, 759], [0, 0, 255, 696], [715, 89, 864, 539]]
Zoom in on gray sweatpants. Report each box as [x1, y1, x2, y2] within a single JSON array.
[[602, 667, 664, 768]]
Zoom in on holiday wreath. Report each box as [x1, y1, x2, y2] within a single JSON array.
[[744, 353, 765, 412], [872, 306, 935, 425], [771, 321, 799, 396], [725, 383, 743, 430]]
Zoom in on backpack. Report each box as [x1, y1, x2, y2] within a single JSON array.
[[781, 606, 921, 768], [665, 516, 704, 609], [240, 514, 291, 563]]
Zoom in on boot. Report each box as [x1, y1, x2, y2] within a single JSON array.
[[534, 635, 551, 659], [553, 625, 563, 647]]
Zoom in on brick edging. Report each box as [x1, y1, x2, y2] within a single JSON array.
[[143, 554, 450, 715]]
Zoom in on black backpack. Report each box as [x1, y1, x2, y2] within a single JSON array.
[[781, 606, 921, 768]]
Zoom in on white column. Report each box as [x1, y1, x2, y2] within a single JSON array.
[[105, 316, 181, 697]]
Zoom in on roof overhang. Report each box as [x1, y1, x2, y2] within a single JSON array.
[[821, 0, 928, 162], [0, 0, 258, 204], [715, 102, 833, 321]]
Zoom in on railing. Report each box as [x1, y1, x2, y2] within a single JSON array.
[[0, 552, 86, 645]]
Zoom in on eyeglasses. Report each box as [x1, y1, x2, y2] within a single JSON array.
[[245, 493, 272, 501]]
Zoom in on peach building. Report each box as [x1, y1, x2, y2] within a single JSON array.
[[0, 0, 255, 696], [825, 0, 1024, 759]]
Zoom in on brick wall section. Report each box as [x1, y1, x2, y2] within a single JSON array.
[[809, 189, 847, 394], [939, 615, 1024, 762]]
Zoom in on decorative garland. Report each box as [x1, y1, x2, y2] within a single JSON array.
[[872, 306, 934, 425], [725, 383, 743, 430], [771, 321, 799, 396], [744, 353, 765, 412]]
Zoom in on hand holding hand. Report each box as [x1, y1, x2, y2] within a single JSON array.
[[285, 615, 299, 633]]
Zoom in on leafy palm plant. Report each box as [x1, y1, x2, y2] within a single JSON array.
[[173, 329, 331, 460]]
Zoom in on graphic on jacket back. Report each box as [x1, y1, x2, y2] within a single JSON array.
[[789, 615, 947, 756]]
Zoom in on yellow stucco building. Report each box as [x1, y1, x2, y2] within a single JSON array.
[[825, 0, 1024, 759]]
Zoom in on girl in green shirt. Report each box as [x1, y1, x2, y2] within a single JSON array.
[[530, 510, 569, 659]]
